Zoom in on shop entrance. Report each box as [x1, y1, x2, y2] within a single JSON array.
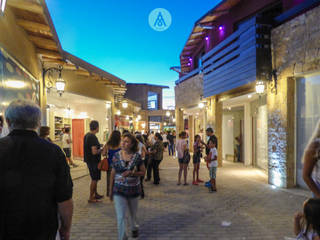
[[222, 93, 268, 172]]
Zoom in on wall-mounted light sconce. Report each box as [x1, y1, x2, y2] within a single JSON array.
[[166, 111, 171, 117], [198, 102, 205, 109], [122, 101, 128, 108], [255, 81, 265, 94], [0, 0, 7, 15], [43, 65, 65, 96]]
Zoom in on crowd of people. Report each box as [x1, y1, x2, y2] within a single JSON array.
[[1, 99, 320, 240]]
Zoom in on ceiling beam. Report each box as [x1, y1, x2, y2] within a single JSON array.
[[75, 69, 90, 76], [29, 36, 57, 49], [37, 48, 61, 59], [7, 0, 43, 14], [16, 19, 51, 33]]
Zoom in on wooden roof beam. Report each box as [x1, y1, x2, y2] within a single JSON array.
[[37, 48, 61, 59], [7, 0, 43, 14], [29, 36, 57, 49], [16, 19, 51, 32], [75, 69, 90, 76]]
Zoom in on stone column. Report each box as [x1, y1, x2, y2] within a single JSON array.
[[267, 75, 295, 188], [188, 115, 194, 152], [244, 102, 252, 166], [210, 96, 223, 167], [175, 108, 184, 136]]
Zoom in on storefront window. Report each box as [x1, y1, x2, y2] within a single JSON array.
[[148, 91, 158, 110], [296, 74, 320, 188]]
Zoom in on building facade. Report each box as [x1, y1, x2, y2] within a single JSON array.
[[175, 0, 320, 187]]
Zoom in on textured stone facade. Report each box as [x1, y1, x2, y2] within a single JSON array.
[[269, 5, 320, 187], [175, 74, 203, 108]]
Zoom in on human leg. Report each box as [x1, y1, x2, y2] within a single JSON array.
[[106, 168, 111, 196], [178, 161, 183, 185], [114, 195, 129, 240], [183, 163, 188, 184], [153, 160, 160, 184], [146, 158, 153, 181], [128, 197, 139, 236]]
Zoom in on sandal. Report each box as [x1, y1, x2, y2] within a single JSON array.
[[177, 182, 181, 185]]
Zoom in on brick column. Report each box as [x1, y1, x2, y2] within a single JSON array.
[[175, 108, 184, 137]]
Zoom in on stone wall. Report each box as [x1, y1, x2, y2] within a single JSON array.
[[175, 74, 203, 108], [269, 5, 320, 187]]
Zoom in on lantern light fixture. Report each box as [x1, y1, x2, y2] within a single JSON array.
[[43, 65, 66, 96], [198, 102, 205, 109], [255, 81, 265, 94], [0, 0, 7, 14], [122, 101, 128, 108]]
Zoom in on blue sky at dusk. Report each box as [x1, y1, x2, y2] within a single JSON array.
[[46, 0, 222, 108]]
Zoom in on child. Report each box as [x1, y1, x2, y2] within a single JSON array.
[[206, 139, 218, 192], [192, 135, 204, 185], [294, 198, 320, 240]]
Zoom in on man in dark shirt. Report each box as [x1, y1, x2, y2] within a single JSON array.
[[167, 131, 175, 156], [84, 120, 105, 203], [0, 100, 73, 240], [204, 127, 218, 155]]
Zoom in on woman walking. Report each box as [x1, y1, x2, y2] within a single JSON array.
[[303, 120, 320, 198], [109, 133, 146, 240], [176, 131, 190, 185], [105, 130, 121, 197], [136, 134, 147, 198], [151, 133, 164, 185]]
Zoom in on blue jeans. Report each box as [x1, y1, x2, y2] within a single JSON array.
[[168, 143, 174, 156], [114, 195, 139, 240]]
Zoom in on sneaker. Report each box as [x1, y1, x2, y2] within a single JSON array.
[[192, 181, 198, 185], [196, 179, 204, 183]]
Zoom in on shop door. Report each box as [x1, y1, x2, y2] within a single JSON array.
[[72, 119, 85, 158]]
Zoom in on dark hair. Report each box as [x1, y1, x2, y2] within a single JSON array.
[[90, 120, 99, 131], [155, 132, 163, 141], [303, 198, 320, 237], [64, 127, 70, 133], [195, 134, 200, 142], [208, 139, 216, 146], [179, 131, 187, 138], [142, 134, 148, 143], [39, 126, 50, 138], [151, 131, 154, 134], [206, 127, 213, 133], [123, 133, 138, 153], [136, 134, 145, 145], [122, 129, 129, 135], [107, 130, 121, 148], [0, 115, 3, 126]]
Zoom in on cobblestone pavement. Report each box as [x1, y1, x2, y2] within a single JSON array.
[[70, 152, 310, 240]]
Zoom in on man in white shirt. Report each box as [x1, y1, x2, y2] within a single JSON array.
[[62, 128, 77, 167]]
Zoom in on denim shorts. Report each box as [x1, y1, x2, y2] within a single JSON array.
[[209, 167, 217, 179], [178, 157, 189, 164], [86, 161, 101, 181]]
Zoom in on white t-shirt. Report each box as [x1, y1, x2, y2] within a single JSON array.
[[209, 147, 218, 168], [62, 133, 71, 149], [162, 134, 168, 143], [176, 139, 187, 159], [138, 142, 144, 155]]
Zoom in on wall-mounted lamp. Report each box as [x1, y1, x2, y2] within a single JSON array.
[[122, 101, 128, 108], [198, 102, 205, 109], [0, 0, 7, 15], [43, 65, 66, 96], [166, 111, 171, 117], [255, 81, 265, 94]]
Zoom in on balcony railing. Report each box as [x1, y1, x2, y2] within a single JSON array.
[[175, 67, 201, 85], [202, 16, 271, 97]]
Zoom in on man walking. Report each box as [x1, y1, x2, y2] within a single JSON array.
[[0, 100, 73, 240], [84, 120, 105, 203], [167, 131, 175, 156]]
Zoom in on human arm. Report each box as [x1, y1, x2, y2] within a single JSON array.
[[109, 168, 115, 201], [58, 199, 73, 240], [302, 141, 320, 198], [141, 145, 147, 159], [293, 211, 303, 236]]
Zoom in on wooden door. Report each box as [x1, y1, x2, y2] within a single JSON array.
[[72, 119, 85, 158]]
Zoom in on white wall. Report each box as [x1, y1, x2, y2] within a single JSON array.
[[222, 113, 234, 160]]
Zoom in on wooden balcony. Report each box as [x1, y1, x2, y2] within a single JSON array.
[[202, 16, 272, 97]]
